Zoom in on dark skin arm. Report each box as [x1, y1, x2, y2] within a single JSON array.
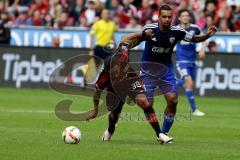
[[93, 89, 101, 109], [85, 88, 101, 121], [191, 26, 217, 42], [121, 32, 142, 49], [120, 30, 154, 49]]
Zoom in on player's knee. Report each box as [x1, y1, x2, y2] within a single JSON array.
[[136, 98, 145, 108], [135, 94, 144, 104], [186, 81, 193, 89], [167, 97, 178, 107], [189, 80, 194, 88], [135, 94, 151, 110], [184, 77, 194, 89], [166, 99, 177, 114]]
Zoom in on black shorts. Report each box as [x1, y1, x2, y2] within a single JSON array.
[[111, 77, 146, 102], [94, 45, 113, 60], [128, 79, 146, 99]]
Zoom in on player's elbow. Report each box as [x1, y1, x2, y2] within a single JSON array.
[[191, 35, 208, 43]]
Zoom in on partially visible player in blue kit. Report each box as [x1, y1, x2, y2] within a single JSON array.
[[122, 4, 217, 138], [176, 9, 206, 116]]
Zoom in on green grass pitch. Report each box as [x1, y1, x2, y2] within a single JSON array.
[[0, 87, 240, 160]]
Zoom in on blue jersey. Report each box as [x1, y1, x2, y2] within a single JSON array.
[[141, 23, 194, 76], [176, 24, 201, 62]]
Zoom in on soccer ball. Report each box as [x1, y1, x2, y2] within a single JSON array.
[[62, 126, 81, 144]]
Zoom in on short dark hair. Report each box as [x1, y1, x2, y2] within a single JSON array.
[[159, 4, 172, 15], [178, 9, 190, 17], [208, 41, 216, 47]]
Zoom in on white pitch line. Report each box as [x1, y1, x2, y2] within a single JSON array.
[[0, 108, 89, 114], [0, 108, 55, 113]]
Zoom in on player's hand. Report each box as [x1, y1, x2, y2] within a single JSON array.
[[117, 42, 130, 50], [85, 108, 98, 121], [144, 29, 154, 39], [198, 52, 205, 59], [207, 26, 217, 37]]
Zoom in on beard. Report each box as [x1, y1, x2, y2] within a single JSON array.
[[162, 24, 171, 30]]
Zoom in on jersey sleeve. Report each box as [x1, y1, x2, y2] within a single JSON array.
[[141, 23, 157, 41], [141, 25, 148, 41], [113, 22, 117, 32], [189, 24, 201, 35], [142, 24, 150, 33], [179, 30, 194, 42], [90, 22, 98, 35], [195, 26, 201, 35]]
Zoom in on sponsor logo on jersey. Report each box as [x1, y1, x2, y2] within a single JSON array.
[[190, 30, 195, 34], [151, 37, 157, 41], [169, 37, 175, 44], [152, 46, 171, 53]]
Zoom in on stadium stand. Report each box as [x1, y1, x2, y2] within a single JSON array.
[[0, 0, 239, 32]]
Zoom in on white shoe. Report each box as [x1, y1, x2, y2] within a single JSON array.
[[102, 129, 112, 141], [158, 133, 173, 144], [192, 109, 205, 116]]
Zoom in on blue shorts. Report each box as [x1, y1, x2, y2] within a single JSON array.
[[176, 62, 196, 81], [140, 67, 178, 100]]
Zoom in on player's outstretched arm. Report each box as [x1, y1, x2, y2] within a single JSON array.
[[120, 29, 154, 49], [85, 88, 101, 121], [120, 32, 143, 49], [191, 26, 217, 43]]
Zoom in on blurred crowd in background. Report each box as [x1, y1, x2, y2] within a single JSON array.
[[0, 0, 240, 32]]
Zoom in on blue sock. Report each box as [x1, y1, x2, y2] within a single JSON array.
[[177, 78, 184, 87], [185, 89, 197, 112], [162, 114, 174, 134]]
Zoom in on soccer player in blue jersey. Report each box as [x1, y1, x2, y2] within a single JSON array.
[[121, 4, 217, 139], [176, 9, 206, 116]]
